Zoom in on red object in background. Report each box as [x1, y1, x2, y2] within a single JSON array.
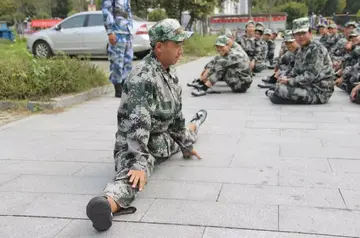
[[210, 16, 287, 24], [30, 19, 62, 28]]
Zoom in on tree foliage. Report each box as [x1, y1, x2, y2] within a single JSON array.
[[148, 8, 167, 21], [276, 1, 308, 27], [52, 0, 71, 18]]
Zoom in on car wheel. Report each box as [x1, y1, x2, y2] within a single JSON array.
[[134, 50, 150, 59], [33, 40, 53, 58]]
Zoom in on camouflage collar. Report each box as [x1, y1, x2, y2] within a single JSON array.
[[147, 51, 177, 79]]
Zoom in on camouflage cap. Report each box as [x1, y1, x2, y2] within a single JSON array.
[[148, 18, 193, 46], [264, 28, 272, 35], [345, 21, 357, 28], [214, 35, 229, 46], [255, 25, 264, 32], [245, 20, 255, 27], [283, 30, 295, 42], [349, 28, 360, 37], [224, 28, 233, 38], [328, 23, 338, 29], [292, 17, 310, 34], [317, 23, 327, 28]]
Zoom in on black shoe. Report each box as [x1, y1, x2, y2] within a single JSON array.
[[192, 88, 207, 96], [190, 109, 208, 133], [114, 84, 122, 98], [187, 78, 201, 88], [265, 89, 274, 97], [86, 196, 113, 232], [258, 83, 275, 89]]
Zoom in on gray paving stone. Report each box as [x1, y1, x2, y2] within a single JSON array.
[[113, 198, 155, 222], [280, 145, 360, 159], [55, 220, 204, 238], [0, 192, 43, 215], [142, 199, 278, 230], [230, 157, 331, 172], [150, 166, 277, 185], [0, 160, 86, 176], [280, 128, 360, 139], [218, 184, 345, 208], [321, 138, 360, 148], [138, 180, 221, 201], [317, 122, 360, 131], [28, 149, 113, 163], [246, 121, 318, 130], [73, 163, 115, 180], [250, 110, 314, 117], [0, 216, 70, 238], [0, 173, 19, 185], [340, 189, 360, 210], [234, 144, 280, 158], [161, 152, 233, 167], [279, 170, 360, 190], [279, 206, 360, 237], [280, 115, 350, 123], [328, 159, 360, 173], [238, 135, 322, 147], [0, 175, 109, 194], [203, 227, 334, 238]]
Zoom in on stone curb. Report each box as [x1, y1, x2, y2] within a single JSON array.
[[0, 84, 113, 111]]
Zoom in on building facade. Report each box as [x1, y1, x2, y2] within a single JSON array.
[[219, 0, 249, 15]]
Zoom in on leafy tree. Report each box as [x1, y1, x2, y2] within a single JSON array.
[[336, 0, 346, 13], [36, 12, 51, 19], [52, 0, 72, 18], [304, 0, 326, 14], [345, 0, 360, 14], [276, 1, 308, 27], [148, 8, 167, 21], [357, 9, 360, 17]]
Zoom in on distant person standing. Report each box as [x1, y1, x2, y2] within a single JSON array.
[[102, 0, 133, 98]]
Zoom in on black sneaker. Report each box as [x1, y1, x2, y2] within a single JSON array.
[[187, 78, 201, 87], [86, 196, 113, 232], [258, 83, 275, 89], [190, 109, 208, 132], [192, 88, 207, 96], [265, 89, 274, 97], [339, 83, 348, 91]]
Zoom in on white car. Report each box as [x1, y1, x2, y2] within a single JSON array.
[[27, 11, 155, 58]]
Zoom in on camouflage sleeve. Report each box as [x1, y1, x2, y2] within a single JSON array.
[[102, 0, 115, 35], [253, 43, 267, 62], [267, 41, 275, 60], [116, 76, 156, 171], [292, 46, 332, 86], [168, 90, 193, 154]]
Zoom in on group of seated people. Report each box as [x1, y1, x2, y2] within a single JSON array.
[[187, 17, 360, 105]]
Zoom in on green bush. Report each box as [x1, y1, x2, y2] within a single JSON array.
[[183, 33, 218, 57], [148, 9, 167, 22], [0, 42, 108, 101]]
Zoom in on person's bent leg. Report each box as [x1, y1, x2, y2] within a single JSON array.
[[269, 84, 316, 105]]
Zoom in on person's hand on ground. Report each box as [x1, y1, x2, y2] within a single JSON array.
[[350, 85, 360, 100], [183, 149, 202, 159], [335, 77, 344, 86], [127, 170, 146, 191], [108, 33, 116, 46]]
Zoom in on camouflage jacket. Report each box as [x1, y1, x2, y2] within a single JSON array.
[[319, 34, 329, 49], [102, 0, 133, 35], [326, 34, 341, 51], [237, 35, 256, 58], [277, 47, 300, 75], [266, 39, 275, 60], [254, 39, 268, 63], [288, 40, 334, 89], [343, 45, 360, 81], [330, 37, 348, 60], [279, 41, 288, 57], [114, 52, 192, 171], [207, 48, 251, 85]]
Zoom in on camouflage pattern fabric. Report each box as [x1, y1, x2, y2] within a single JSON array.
[[253, 39, 268, 72], [276, 47, 300, 75], [319, 35, 330, 49], [102, 0, 133, 35], [279, 41, 288, 56], [206, 48, 252, 92], [266, 39, 275, 61], [103, 52, 198, 207], [108, 34, 133, 84], [343, 46, 360, 85], [330, 37, 348, 63], [273, 40, 335, 104], [237, 35, 256, 59], [102, 0, 133, 85], [292, 17, 310, 34], [326, 33, 342, 52]]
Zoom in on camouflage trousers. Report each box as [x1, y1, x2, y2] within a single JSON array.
[[108, 34, 133, 85], [208, 65, 252, 92], [272, 84, 333, 104], [102, 128, 198, 208], [204, 56, 220, 70], [253, 61, 267, 73]]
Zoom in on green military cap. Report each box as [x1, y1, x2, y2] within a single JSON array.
[[224, 28, 233, 38], [283, 30, 295, 42], [256, 22, 265, 28], [328, 23, 337, 29], [317, 23, 327, 28], [214, 35, 229, 46], [264, 28, 272, 35], [345, 21, 357, 28], [292, 17, 310, 34], [255, 25, 264, 32], [245, 20, 255, 27], [349, 28, 360, 37], [148, 18, 193, 46]]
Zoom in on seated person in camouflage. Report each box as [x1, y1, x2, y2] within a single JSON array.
[[318, 23, 330, 49], [190, 36, 252, 97], [349, 63, 360, 104], [86, 19, 208, 232], [266, 17, 335, 105], [250, 26, 268, 73], [263, 28, 275, 68], [335, 29, 360, 94], [187, 30, 246, 86], [326, 23, 342, 52], [237, 21, 256, 60], [331, 21, 357, 70], [258, 30, 300, 89]]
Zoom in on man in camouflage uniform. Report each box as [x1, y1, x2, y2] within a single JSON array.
[[263, 28, 275, 67], [251, 25, 268, 73], [318, 23, 329, 49], [259, 30, 300, 89], [190, 35, 252, 96], [266, 17, 335, 104], [335, 29, 360, 94], [326, 23, 341, 51], [103, 0, 133, 98], [86, 19, 208, 232], [237, 20, 256, 60]]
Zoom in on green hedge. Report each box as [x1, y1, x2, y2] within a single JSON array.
[[0, 42, 108, 101], [183, 33, 218, 57]]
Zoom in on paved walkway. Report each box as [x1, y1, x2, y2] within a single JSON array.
[[1, 55, 360, 238]]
